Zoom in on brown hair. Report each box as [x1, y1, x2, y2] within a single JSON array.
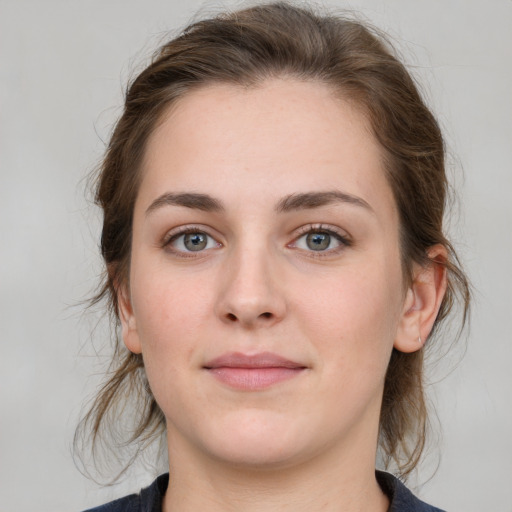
[[76, 1, 470, 481]]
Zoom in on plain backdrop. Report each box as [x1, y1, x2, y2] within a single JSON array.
[[1, 0, 511, 510]]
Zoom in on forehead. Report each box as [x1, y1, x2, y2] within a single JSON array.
[[138, 79, 396, 220]]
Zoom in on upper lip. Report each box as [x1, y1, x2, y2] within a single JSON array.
[[203, 351, 306, 369]]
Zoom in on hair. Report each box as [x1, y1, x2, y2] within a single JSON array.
[[75, 1, 470, 481]]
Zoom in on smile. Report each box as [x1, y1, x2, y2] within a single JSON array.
[[203, 352, 307, 391]]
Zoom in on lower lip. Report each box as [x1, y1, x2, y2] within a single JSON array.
[[206, 367, 305, 390]]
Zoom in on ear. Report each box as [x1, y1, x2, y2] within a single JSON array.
[[394, 245, 448, 353], [117, 283, 142, 354]]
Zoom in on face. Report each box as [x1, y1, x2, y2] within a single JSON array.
[[120, 79, 418, 471]]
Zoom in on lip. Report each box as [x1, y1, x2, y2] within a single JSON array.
[[203, 352, 307, 390]]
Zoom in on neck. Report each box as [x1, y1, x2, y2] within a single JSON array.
[[162, 434, 389, 512]]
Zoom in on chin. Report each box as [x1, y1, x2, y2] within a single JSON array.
[[195, 410, 319, 470], [208, 439, 302, 470]]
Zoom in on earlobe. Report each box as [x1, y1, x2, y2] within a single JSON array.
[[394, 245, 448, 353], [117, 283, 142, 354]]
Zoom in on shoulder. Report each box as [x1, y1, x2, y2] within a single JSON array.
[[376, 471, 445, 512], [82, 474, 169, 512]]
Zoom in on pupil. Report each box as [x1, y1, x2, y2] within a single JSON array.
[[307, 232, 330, 251], [185, 233, 207, 251]]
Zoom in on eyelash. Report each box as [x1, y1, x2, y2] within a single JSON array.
[[162, 225, 221, 258], [290, 224, 352, 257], [161, 223, 351, 257]]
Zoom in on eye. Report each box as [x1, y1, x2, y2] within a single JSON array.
[[291, 227, 349, 253], [167, 230, 220, 253]]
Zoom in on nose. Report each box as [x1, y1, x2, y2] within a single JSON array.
[[215, 245, 287, 328]]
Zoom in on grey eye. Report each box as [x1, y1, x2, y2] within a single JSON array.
[[169, 231, 218, 253], [293, 230, 344, 252], [306, 232, 331, 251], [183, 232, 208, 251]]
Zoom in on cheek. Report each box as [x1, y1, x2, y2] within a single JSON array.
[[129, 270, 215, 415], [295, 264, 403, 369], [130, 267, 214, 358]]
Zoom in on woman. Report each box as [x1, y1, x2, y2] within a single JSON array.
[[77, 2, 470, 511]]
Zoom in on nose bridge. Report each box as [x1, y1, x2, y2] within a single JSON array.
[[216, 233, 285, 326]]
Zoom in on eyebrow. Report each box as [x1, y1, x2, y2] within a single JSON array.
[[146, 192, 224, 216], [145, 190, 373, 216], [275, 191, 374, 214]]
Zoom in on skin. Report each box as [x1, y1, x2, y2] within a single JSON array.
[[119, 79, 447, 512]]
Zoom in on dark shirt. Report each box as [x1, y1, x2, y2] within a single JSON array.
[[83, 471, 445, 511]]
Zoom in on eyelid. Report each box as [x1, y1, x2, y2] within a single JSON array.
[[288, 224, 352, 254], [160, 223, 350, 257], [161, 225, 222, 254], [293, 223, 350, 238]]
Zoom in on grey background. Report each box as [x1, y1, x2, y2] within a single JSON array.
[[1, 0, 511, 510]]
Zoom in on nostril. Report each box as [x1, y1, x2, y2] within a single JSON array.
[[260, 312, 272, 319], [226, 313, 237, 322]]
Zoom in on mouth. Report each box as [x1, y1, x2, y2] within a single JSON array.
[[203, 352, 307, 391]]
